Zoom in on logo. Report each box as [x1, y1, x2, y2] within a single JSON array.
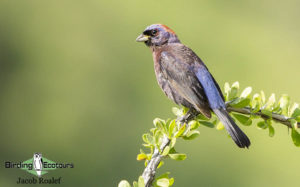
[[5, 153, 74, 184]]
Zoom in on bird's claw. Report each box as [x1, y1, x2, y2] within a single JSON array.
[[176, 109, 199, 124]]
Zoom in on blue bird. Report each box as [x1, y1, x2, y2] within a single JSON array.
[[136, 24, 250, 148]]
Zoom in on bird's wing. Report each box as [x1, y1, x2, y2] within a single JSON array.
[[194, 64, 225, 109], [160, 51, 211, 118]]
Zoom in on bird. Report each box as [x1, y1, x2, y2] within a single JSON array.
[[33, 153, 43, 177], [136, 24, 250, 148]]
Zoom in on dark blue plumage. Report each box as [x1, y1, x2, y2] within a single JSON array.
[[195, 67, 225, 110], [136, 24, 250, 148]]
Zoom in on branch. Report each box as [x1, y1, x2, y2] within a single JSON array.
[[142, 135, 170, 187], [118, 82, 300, 187], [227, 106, 300, 128], [140, 105, 300, 186]]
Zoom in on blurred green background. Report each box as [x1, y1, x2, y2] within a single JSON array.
[[0, 0, 300, 186]]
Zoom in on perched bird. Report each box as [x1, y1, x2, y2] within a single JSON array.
[[136, 24, 250, 148]]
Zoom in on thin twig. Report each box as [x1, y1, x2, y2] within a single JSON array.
[[226, 105, 300, 128]]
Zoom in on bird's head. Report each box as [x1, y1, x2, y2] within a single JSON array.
[[34, 153, 42, 159], [136, 24, 180, 47]]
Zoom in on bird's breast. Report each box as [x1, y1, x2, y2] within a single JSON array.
[[152, 49, 163, 76]]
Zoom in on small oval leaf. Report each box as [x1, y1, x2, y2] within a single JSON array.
[[169, 153, 187, 161], [291, 129, 300, 147], [118, 180, 131, 187]]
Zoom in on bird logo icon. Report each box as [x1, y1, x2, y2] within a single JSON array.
[[33, 153, 43, 177]]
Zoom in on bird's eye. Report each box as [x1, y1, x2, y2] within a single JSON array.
[[151, 29, 158, 36]]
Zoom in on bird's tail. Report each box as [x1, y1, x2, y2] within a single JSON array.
[[213, 108, 250, 148]]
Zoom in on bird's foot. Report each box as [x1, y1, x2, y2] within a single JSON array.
[[177, 109, 199, 124]]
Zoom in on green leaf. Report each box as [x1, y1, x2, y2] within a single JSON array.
[[279, 94, 290, 116], [291, 103, 300, 118], [245, 119, 252, 126], [240, 87, 252, 98], [156, 178, 169, 187], [137, 153, 148, 161], [175, 124, 186, 138], [169, 178, 174, 186], [231, 98, 251, 108], [257, 121, 268, 129], [182, 107, 189, 115], [153, 118, 167, 133], [150, 128, 156, 134], [224, 82, 230, 100], [162, 146, 170, 156], [232, 81, 239, 89], [232, 113, 252, 126], [172, 107, 182, 117], [142, 133, 152, 144], [153, 118, 163, 127], [118, 180, 131, 187], [168, 120, 176, 138], [199, 121, 215, 128], [155, 172, 174, 187], [133, 181, 138, 187], [157, 161, 164, 169], [265, 93, 276, 110], [291, 129, 300, 147], [251, 93, 261, 113], [170, 137, 176, 148], [216, 122, 224, 130], [169, 153, 187, 161], [228, 82, 239, 100], [261, 109, 272, 118], [156, 172, 170, 179], [183, 130, 200, 140], [189, 120, 199, 130], [290, 119, 298, 129], [268, 124, 275, 137], [196, 114, 210, 120], [166, 118, 172, 125], [138, 176, 145, 187], [168, 147, 176, 154], [211, 117, 219, 125], [154, 130, 163, 147], [272, 103, 281, 113], [156, 123, 165, 133]]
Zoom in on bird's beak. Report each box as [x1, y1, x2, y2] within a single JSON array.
[[136, 34, 149, 42]]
